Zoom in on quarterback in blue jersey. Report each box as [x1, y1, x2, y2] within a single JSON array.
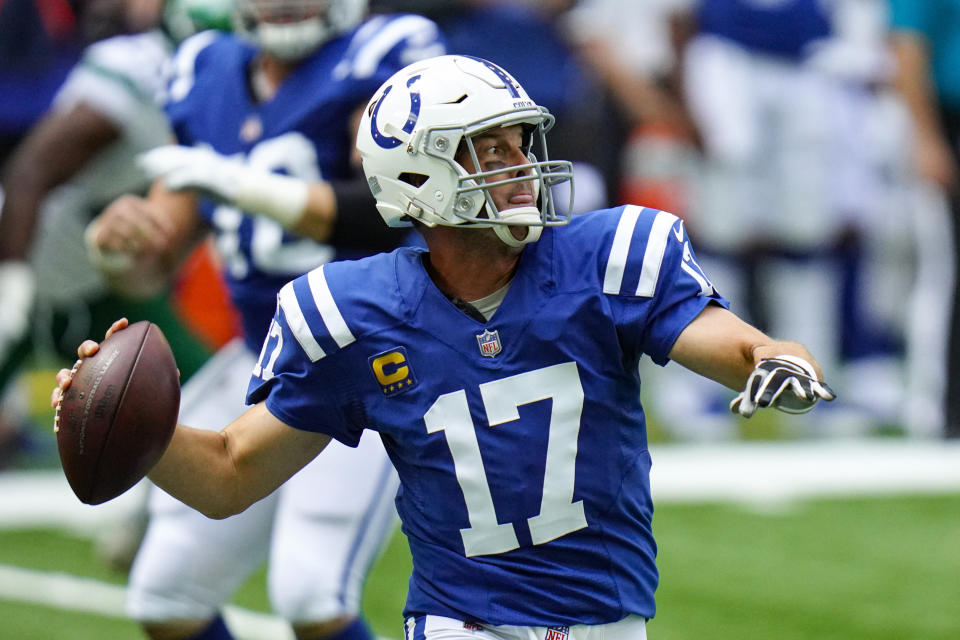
[[83, 1, 445, 640], [63, 55, 835, 638]]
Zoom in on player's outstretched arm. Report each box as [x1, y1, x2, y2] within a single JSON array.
[[52, 319, 332, 518], [148, 402, 332, 519], [1, 103, 121, 264], [0, 103, 123, 363], [668, 304, 835, 418], [138, 144, 337, 241]]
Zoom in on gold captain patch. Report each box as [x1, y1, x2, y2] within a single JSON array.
[[369, 347, 417, 397]]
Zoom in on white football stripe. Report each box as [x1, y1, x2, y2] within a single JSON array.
[[603, 205, 643, 294], [279, 281, 326, 362], [681, 259, 714, 297], [167, 30, 218, 103], [308, 265, 355, 349], [636, 210, 678, 298]]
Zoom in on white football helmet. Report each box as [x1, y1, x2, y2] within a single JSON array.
[[356, 55, 575, 246], [234, 0, 367, 61]]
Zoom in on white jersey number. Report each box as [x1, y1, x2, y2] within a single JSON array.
[[213, 132, 334, 279], [423, 362, 588, 557]]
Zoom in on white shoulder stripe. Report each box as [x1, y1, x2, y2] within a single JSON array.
[[602, 205, 643, 294], [307, 265, 356, 348], [279, 282, 326, 361], [350, 15, 440, 78], [681, 260, 714, 296], [636, 210, 679, 297], [167, 30, 218, 103]]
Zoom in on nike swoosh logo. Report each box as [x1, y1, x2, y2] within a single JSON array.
[[673, 222, 684, 243]]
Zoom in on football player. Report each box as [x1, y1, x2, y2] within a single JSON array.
[[0, 1, 230, 466], [83, 1, 445, 639], [678, 0, 915, 435], [63, 55, 834, 638]]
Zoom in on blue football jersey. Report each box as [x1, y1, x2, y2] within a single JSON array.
[[698, 0, 832, 59], [247, 205, 728, 625], [163, 16, 445, 351]]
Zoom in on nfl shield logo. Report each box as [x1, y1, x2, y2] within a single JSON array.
[[544, 627, 569, 640], [476, 329, 502, 358]]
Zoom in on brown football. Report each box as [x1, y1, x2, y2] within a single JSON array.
[[55, 320, 180, 505]]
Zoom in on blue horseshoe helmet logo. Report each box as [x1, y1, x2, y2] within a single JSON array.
[[463, 56, 522, 98], [370, 75, 422, 149]]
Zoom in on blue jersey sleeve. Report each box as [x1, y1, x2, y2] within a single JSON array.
[[162, 30, 234, 145], [246, 266, 365, 447], [596, 206, 728, 365], [697, 0, 831, 59]]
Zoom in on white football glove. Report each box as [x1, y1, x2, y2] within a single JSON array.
[[0, 262, 36, 364], [730, 355, 836, 418], [137, 145, 309, 228]]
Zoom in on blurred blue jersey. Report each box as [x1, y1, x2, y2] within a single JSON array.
[[248, 205, 728, 625], [698, 0, 831, 59], [163, 16, 445, 351]]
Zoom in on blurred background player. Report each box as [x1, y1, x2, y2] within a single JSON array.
[[638, 0, 923, 439], [84, 0, 446, 638], [561, 0, 700, 218], [0, 0, 233, 472], [0, 0, 116, 166], [888, 0, 960, 439]]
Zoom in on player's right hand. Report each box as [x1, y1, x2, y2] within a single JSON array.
[[51, 318, 129, 407]]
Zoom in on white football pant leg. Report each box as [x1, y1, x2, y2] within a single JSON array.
[[127, 340, 275, 621], [268, 429, 399, 622], [905, 183, 954, 437]]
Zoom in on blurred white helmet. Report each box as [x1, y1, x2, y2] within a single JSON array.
[[234, 0, 367, 61], [164, 0, 235, 43], [356, 54, 574, 246]]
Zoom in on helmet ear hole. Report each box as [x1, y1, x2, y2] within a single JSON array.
[[399, 172, 429, 188]]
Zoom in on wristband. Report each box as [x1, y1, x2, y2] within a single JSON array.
[[234, 169, 309, 229], [0, 260, 36, 316]]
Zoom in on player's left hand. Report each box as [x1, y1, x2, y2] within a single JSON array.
[[730, 355, 836, 418], [138, 145, 241, 204]]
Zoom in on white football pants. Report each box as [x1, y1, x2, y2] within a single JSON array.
[[404, 615, 647, 640], [126, 338, 400, 623]]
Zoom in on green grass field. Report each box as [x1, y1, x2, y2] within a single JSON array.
[[4, 369, 958, 638], [2, 492, 958, 639]]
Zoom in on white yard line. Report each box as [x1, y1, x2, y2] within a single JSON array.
[[2, 440, 960, 532], [1, 439, 960, 632], [0, 565, 294, 639], [648, 438, 960, 505]]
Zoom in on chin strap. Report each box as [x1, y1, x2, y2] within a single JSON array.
[[492, 204, 544, 247], [494, 224, 541, 247]]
